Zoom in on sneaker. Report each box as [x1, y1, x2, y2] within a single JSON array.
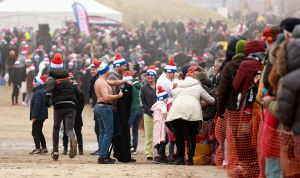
[[98, 157, 115, 164], [69, 138, 77, 158], [79, 147, 83, 155], [41, 148, 48, 154], [146, 156, 153, 161], [153, 155, 168, 164], [90, 150, 100, 156], [187, 159, 194, 166], [62, 149, 67, 155], [131, 149, 137, 155], [129, 158, 136, 163], [29, 149, 41, 155], [130, 147, 135, 152], [51, 151, 59, 161], [174, 159, 185, 165], [168, 155, 176, 164], [107, 157, 116, 163], [222, 160, 228, 168]]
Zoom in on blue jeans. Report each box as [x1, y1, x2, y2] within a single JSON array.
[[94, 105, 114, 158], [265, 157, 282, 178], [128, 111, 142, 150]]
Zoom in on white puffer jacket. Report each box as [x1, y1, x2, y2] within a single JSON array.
[[166, 77, 215, 123]]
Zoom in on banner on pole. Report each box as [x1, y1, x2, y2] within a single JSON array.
[[72, 2, 90, 36]]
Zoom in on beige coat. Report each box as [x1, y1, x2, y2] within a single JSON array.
[[166, 77, 215, 123]]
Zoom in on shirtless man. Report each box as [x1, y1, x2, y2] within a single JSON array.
[[93, 61, 127, 164]]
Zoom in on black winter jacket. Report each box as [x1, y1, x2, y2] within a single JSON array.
[[10, 67, 22, 86], [140, 83, 156, 116], [30, 86, 48, 120], [45, 68, 77, 110], [217, 54, 244, 116]]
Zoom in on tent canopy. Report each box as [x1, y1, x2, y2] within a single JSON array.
[[0, 0, 123, 30]]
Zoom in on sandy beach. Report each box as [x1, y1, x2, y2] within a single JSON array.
[[0, 85, 227, 178]]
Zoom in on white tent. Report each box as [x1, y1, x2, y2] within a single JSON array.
[[0, 0, 123, 30]]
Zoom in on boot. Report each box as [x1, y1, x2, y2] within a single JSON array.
[[62, 148, 67, 155], [78, 145, 83, 155], [188, 155, 194, 165]]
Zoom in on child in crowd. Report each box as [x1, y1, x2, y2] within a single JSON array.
[[151, 86, 169, 163], [29, 75, 48, 154]]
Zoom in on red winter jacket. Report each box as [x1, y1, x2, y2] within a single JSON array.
[[233, 59, 263, 106]]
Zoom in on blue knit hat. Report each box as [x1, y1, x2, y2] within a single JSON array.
[[97, 62, 110, 75]]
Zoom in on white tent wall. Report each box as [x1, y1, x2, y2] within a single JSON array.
[[0, 13, 73, 30], [0, 0, 123, 30]]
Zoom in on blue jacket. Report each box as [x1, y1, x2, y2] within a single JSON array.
[[30, 86, 48, 120]]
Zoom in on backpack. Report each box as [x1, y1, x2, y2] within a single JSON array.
[[239, 71, 262, 112]]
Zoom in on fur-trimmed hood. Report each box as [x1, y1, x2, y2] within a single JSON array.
[[286, 38, 300, 73]]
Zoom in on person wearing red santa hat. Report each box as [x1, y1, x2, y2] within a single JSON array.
[[106, 53, 137, 163], [124, 71, 143, 155], [29, 75, 48, 154], [152, 85, 169, 164], [45, 53, 78, 161], [109, 53, 128, 110], [94, 60, 124, 164], [157, 58, 177, 99], [140, 65, 158, 161], [89, 59, 102, 156]]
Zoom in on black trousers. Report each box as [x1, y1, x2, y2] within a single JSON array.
[[170, 119, 199, 160], [12, 84, 19, 104], [53, 108, 76, 152], [63, 123, 83, 151], [32, 119, 46, 149]]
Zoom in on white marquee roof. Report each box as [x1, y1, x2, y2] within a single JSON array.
[[0, 0, 123, 30]]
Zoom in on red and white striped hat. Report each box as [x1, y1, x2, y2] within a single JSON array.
[[30, 63, 35, 71], [164, 58, 177, 73], [44, 58, 50, 65], [15, 60, 21, 65], [185, 72, 193, 79], [25, 58, 32, 64], [122, 71, 133, 81], [34, 75, 47, 85], [157, 86, 168, 101], [137, 57, 145, 65], [146, 65, 157, 76], [113, 53, 127, 67], [91, 59, 101, 69], [50, 53, 63, 69]]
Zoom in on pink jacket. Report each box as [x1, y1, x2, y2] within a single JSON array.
[[151, 100, 168, 148]]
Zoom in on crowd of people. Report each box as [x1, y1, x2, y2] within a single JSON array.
[[0, 12, 300, 177]]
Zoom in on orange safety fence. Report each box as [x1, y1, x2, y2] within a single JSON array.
[[279, 130, 300, 178], [215, 115, 227, 167]]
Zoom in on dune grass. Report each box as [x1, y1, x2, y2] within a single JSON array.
[[97, 0, 226, 28]]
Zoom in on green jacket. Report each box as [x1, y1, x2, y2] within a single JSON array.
[[130, 78, 142, 112]]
